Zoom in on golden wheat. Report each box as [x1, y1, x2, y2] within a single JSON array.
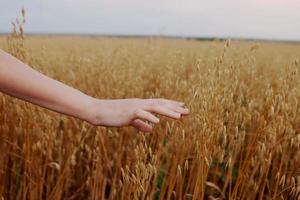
[[0, 9, 300, 200]]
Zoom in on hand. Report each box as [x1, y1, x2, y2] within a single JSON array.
[[85, 98, 190, 132]]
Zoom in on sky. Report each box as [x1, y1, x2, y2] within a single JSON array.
[[1, 0, 300, 41]]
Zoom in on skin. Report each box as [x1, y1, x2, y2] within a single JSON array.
[[0, 49, 189, 132]]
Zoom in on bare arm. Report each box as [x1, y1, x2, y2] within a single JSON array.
[[0, 49, 189, 132], [0, 49, 96, 121]]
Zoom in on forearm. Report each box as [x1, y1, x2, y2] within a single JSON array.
[[0, 49, 94, 121], [0, 49, 189, 132]]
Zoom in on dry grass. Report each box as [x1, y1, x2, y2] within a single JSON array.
[[1, 10, 300, 200]]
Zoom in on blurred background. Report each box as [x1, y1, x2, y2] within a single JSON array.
[[2, 1, 300, 200], [1, 0, 299, 41]]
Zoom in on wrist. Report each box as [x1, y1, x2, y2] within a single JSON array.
[[81, 97, 103, 125]]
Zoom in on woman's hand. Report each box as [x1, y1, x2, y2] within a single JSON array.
[[85, 98, 189, 132], [0, 49, 189, 132]]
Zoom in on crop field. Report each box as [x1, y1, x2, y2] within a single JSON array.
[[0, 35, 300, 199]]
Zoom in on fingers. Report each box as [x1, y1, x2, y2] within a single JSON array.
[[163, 101, 190, 115], [130, 119, 153, 132], [134, 109, 160, 124], [145, 104, 182, 119], [169, 105, 190, 115], [151, 99, 189, 112], [153, 98, 184, 106], [146, 99, 190, 119], [129, 99, 190, 133]]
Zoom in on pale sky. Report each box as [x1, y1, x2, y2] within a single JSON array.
[[1, 0, 300, 41]]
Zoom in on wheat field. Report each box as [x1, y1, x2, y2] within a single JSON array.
[[0, 33, 300, 200]]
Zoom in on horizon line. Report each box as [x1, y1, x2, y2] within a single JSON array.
[[0, 32, 300, 44]]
